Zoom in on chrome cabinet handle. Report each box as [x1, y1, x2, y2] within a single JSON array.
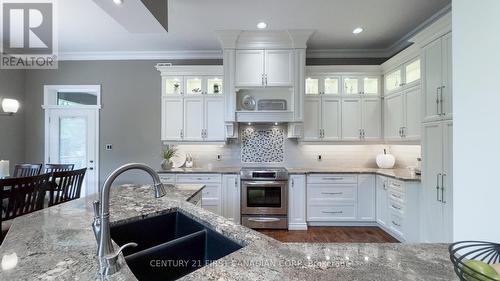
[[383, 181, 387, 190], [322, 177, 344, 181], [436, 87, 441, 115], [392, 220, 401, 227], [436, 173, 442, 202], [391, 193, 402, 199], [440, 86, 445, 116], [391, 204, 402, 210], [265, 74, 268, 86], [441, 173, 447, 204], [322, 211, 343, 214], [321, 192, 343, 195], [248, 217, 280, 222], [391, 182, 401, 187], [291, 179, 294, 188], [180, 129, 184, 139]]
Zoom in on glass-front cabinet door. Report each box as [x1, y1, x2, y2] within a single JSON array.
[[343, 77, 361, 95], [404, 58, 421, 86], [184, 76, 203, 95], [385, 68, 402, 93], [363, 77, 380, 95], [164, 76, 184, 96], [206, 76, 223, 95], [305, 77, 320, 95], [323, 77, 340, 95]]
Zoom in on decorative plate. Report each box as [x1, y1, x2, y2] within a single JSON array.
[[171, 150, 187, 168], [241, 95, 256, 111]]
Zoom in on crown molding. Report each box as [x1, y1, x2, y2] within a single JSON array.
[[215, 29, 314, 49], [306, 48, 391, 59], [57, 50, 223, 61], [306, 65, 383, 75], [154, 64, 223, 76]]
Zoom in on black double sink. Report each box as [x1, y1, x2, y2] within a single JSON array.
[[110, 211, 243, 281]]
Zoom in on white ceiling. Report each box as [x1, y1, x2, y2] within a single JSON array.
[[58, 0, 451, 59]]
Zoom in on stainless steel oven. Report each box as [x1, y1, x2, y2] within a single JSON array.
[[240, 167, 288, 229]]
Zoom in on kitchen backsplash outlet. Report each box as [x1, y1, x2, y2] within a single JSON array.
[[240, 125, 284, 163]]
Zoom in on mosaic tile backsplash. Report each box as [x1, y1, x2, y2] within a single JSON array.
[[241, 126, 284, 163]]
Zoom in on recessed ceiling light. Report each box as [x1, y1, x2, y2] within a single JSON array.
[[113, 0, 123, 5], [352, 27, 363, 34], [257, 22, 268, 29]]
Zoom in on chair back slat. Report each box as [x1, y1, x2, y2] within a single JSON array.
[[48, 168, 86, 207], [45, 164, 75, 174], [0, 173, 50, 221], [13, 164, 43, 177]]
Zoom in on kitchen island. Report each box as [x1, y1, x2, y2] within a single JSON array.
[[0, 183, 454, 280]]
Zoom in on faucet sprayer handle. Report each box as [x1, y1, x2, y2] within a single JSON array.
[[105, 242, 137, 261], [93, 200, 100, 218], [99, 242, 137, 276]]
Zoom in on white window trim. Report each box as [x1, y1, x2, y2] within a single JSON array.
[[42, 85, 102, 109]]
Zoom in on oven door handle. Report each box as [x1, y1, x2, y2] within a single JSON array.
[[247, 217, 281, 222], [243, 181, 284, 186]]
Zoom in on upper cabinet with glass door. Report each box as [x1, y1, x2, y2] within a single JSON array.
[[384, 57, 421, 94], [305, 76, 340, 96], [343, 76, 380, 96], [164, 76, 184, 96]]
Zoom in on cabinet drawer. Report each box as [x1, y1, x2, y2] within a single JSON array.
[[159, 174, 176, 184], [388, 188, 405, 203], [308, 204, 356, 221], [388, 179, 404, 193], [389, 212, 404, 238], [388, 198, 404, 216], [201, 185, 221, 200], [308, 184, 357, 202], [202, 203, 221, 215], [176, 174, 221, 183], [307, 174, 357, 184]]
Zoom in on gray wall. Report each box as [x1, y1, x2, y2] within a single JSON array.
[[0, 69, 25, 175], [24, 60, 220, 186]]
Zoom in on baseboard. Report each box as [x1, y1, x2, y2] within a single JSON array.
[[307, 221, 378, 227], [288, 223, 308, 230]]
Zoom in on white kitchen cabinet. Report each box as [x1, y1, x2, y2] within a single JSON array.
[[289, 174, 307, 230], [357, 175, 376, 221], [222, 174, 240, 224], [362, 98, 382, 140], [163, 76, 184, 95], [176, 174, 222, 215], [376, 176, 388, 228], [422, 32, 452, 122], [341, 98, 362, 140], [343, 76, 380, 96], [384, 57, 421, 95], [421, 121, 453, 242], [162, 97, 184, 141], [183, 97, 204, 141], [306, 76, 341, 95], [321, 97, 342, 141], [384, 85, 421, 141], [235, 50, 265, 87], [204, 97, 225, 141], [235, 49, 293, 87], [265, 50, 294, 86], [303, 96, 341, 141]]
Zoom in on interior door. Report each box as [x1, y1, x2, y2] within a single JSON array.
[[235, 50, 264, 87], [48, 109, 98, 196], [422, 122, 444, 242], [361, 98, 382, 140], [162, 97, 183, 140], [303, 97, 322, 141], [423, 39, 443, 122], [204, 97, 225, 141], [404, 86, 421, 140], [183, 97, 204, 141], [384, 93, 404, 140], [321, 97, 341, 141], [341, 98, 362, 141], [264, 50, 293, 87]]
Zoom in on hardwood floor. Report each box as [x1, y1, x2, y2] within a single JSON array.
[[257, 226, 399, 243]]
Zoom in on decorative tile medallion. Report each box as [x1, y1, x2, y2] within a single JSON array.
[[241, 126, 284, 163]]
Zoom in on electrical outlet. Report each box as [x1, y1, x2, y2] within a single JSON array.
[[217, 154, 222, 161], [105, 144, 113, 151], [317, 154, 322, 161]]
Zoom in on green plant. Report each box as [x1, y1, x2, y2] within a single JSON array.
[[162, 145, 177, 161]]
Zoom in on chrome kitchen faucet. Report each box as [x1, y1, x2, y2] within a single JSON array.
[[92, 163, 167, 276]]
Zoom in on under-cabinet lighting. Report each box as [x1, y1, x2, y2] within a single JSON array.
[[257, 22, 267, 29], [113, 0, 123, 5], [247, 123, 252, 126], [352, 27, 363, 34], [274, 122, 279, 126]]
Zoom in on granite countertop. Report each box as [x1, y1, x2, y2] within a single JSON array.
[[0, 184, 452, 280], [159, 167, 420, 182]]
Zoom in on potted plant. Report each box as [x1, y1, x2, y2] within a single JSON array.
[[161, 145, 177, 170]]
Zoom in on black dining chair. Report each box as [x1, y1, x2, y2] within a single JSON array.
[[45, 163, 75, 173], [0, 173, 50, 241], [48, 168, 86, 207], [13, 164, 43, 178]]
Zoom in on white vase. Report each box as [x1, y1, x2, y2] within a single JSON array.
[[161, 159, 173, 170], [376, 154, 396, 169]]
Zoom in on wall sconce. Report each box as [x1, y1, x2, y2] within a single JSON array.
[[1, 98, 20, 116]]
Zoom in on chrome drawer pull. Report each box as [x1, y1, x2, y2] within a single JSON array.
[[391, 204, 402, 210], [392, 221, 401, 227], [391, 193, 402, 199], [391, 183, 401, 187], [321, 192, 343, 195], [248, 217, 280, 222], [322, 177, 344, 181], [322, 211, 343, 214]]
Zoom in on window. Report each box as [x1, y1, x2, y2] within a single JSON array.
[[57, 92, 98, 106]]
